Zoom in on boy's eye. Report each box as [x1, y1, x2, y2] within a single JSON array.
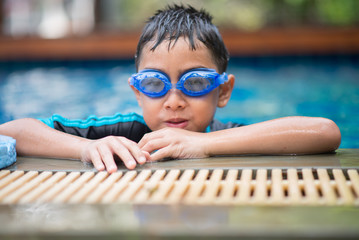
[[141, 78, 165, 93], [183, 77, 211, 92]]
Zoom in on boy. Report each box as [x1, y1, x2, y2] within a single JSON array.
[[0, 5, 341, 173]]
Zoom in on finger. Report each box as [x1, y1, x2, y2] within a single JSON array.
[[117, 139, 148, 165], [108, 141, 137, 169], [138, 134, 151, 149], [148, 147, 174, 162], [140, 138, 169, 154], [138, 131, 162, 148], [115, 148, 137, 169], [88, 148, 105, 172], [97, 145, 118, 173], [142, 151, 151, 160]]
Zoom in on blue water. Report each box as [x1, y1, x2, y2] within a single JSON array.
[[0, 55, 358, 148]]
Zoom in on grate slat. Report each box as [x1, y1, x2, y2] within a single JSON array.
[[287, 168, 301, 204], [0, 171, 37, 201], [53, 172, 94, 203], [167, 169, 194, 204], [150, 169, 180, 203], [199, 169, 223, 204], [217, 169, 238, 204], [270, 169, 284, 204], [317, 169, 336, 205], [183, 169, 209, 204], [0, 170, 11, 181], [302, 169, 319, 204], [0, 169, 358, 206], [333, 169, 355, 205], [102, 171, 137, 203], [37, 171, 80, 203], [20, 172, 67, 204], [85, 172, 123, 203], [3, 171, 52, 204], [253, 169, 267, 204], [0, 171, 24, 189], [69, 171, 109, 203], [134, 169, 166, 203], [235, 169, 252, 203], [348, 169, 359, 201], [117, 170, 151, 203]]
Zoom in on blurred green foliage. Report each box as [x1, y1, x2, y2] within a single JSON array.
[[97, 0, 359, 31]]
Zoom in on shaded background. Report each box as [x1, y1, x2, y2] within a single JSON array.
[[1, 0, 359, 58], [1, 0, 359, 38], [0, 0, 358, 148]]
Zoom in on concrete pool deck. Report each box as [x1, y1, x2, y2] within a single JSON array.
[[4, 149, 359, 172], [0, 149, 358, 239]]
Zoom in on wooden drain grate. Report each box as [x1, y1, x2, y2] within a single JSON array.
[[0, 168, 358, 205]]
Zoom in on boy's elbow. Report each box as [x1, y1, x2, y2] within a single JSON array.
[[317, 118, 341, 152], [0, 118, 40, 138]]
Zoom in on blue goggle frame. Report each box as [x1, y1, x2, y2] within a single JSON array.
[[130, 68, 228, 98]]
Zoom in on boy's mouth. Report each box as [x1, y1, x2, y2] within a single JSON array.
[[165, 118, 189, 128]]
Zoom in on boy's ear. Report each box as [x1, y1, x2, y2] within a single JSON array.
[[128, 77, 142, 107], [217, 74, 235, 108]]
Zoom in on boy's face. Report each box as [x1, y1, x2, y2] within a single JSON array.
[[130, 37, 234, 132]]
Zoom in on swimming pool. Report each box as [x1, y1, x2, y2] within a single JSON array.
[[0, 55, 358, 148]]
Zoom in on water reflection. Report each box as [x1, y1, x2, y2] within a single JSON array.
[[0, 64, 140, 120], [0, 56, 358, 148]]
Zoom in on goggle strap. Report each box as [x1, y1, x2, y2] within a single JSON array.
[[129, 76, 135, 86], [219, 73, 228, 84]]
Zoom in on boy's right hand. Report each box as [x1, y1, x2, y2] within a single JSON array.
[[80, 136, 149, 173]]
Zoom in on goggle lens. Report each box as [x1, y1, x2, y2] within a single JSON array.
[[140, 77, 165, 94], [183, 77, 212, 93]]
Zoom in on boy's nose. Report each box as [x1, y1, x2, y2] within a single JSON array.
[[163, 89, 187, 110]]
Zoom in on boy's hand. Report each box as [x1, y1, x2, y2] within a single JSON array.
[[80, 136, 150, 173], [138, 128, 209, 162]]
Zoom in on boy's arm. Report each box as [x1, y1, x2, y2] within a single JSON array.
[[0, 118, 147, 172], [138, 116, 341, 161], [0, 118, 86, 159], [205, 116, 341, 156]]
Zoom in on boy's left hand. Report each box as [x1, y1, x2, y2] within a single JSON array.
[[138, 128, 209, 162]]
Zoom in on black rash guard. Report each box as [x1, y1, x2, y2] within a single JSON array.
[[39, 112, 243, 142]]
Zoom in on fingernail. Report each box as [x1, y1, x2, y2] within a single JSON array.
[[108, 165, 117, 173], [96, 164, 105, 171], [128, 160, 136, 168], [139, 156, 146, 164]]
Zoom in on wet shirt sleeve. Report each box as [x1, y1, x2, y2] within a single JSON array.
[[207, 119, 244, 132], [38, 112, 151, 142]]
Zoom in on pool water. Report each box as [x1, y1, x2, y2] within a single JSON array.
[[0, 55, 358, 148]]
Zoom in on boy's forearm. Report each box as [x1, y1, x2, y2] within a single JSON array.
[[0, 118, 88, 159], [205, 116, 341, 156]]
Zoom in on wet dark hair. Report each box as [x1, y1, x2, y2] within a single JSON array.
[[135, 4, 229, 73]]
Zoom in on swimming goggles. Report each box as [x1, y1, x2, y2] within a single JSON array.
[[130, 68, 228, 98]]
